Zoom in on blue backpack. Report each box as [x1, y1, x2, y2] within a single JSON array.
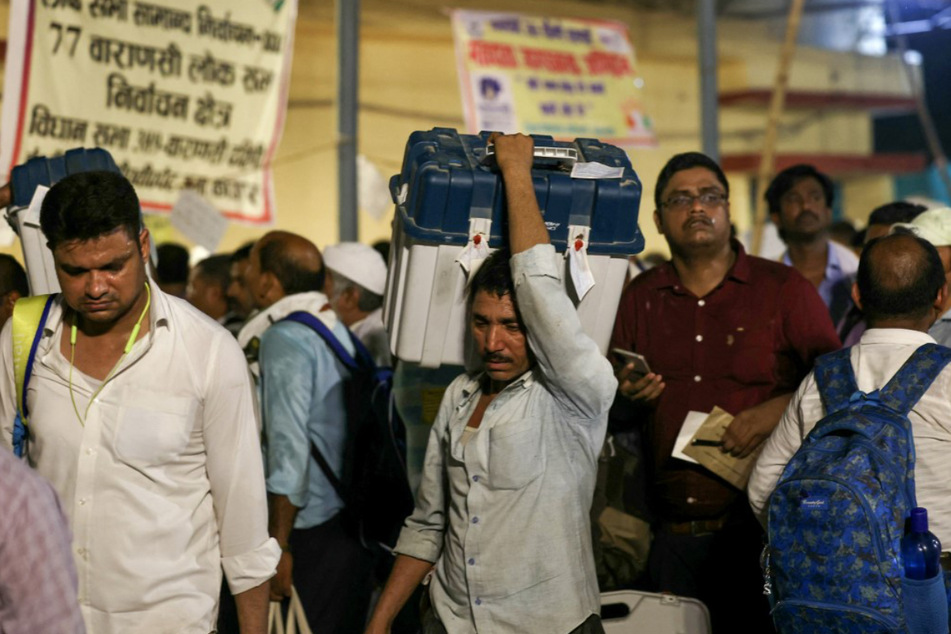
[[766, 343, 951, 633]]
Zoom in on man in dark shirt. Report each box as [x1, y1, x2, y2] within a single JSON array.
[[610, 152, 839, 631]]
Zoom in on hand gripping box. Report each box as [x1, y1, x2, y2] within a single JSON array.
[[383, 128, 644, 368]]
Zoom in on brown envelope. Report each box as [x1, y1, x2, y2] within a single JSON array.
[[682, 406, 763, 490]]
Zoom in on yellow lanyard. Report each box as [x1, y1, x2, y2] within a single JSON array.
[[69, 283, 151, 427]]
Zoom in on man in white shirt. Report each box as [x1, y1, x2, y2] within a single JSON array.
[[0, 171, 279, 634], [323, 241, 391, 367], [749, 231, 951, 545]]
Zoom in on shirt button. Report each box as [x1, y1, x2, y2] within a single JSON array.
[[472, 475, 480, 483], [86, 448, 95, 456], [694, 375, 702, 382], [475, 598, 483, 606], [78, 498, 87, 506], [695, 335, 703, 342], [698, 300, 706, 307], [76, 547, 86, 556], [468, 558, 475, 565], [472, 516, 479, 524]]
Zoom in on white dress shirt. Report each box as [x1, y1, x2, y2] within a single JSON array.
[[1, 285, 279, 634], [749, 328, 951, 547]]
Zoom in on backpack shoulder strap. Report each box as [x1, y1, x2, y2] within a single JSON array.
[[278, 310, 364, 506], [281, 311, 360, 370], [814, 347, 858, 414], [12, 294, 55, 420], [878, 343, 951, 415]]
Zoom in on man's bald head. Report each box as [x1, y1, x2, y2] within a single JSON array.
[[857, 232, 946, 326], [247, 231, 325, 308]]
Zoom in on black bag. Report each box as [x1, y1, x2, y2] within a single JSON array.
[[281, 311, 415, 556]]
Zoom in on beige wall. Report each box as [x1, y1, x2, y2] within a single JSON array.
[[0, 0, 915, 262]]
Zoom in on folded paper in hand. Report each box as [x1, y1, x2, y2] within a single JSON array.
[[682, 406, 763, 490]]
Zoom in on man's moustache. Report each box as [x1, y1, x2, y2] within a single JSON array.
[[684, 216, 713, 229]]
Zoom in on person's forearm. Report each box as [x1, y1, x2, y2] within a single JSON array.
[[235, 580, 270, 634], [267, 493, 298, 548], [493, 133, 550, 254], [365, 554, 435, 633]]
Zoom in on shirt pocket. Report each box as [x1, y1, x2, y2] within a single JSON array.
[[488, 417, 546, 489], [114, 390, 198, 466]]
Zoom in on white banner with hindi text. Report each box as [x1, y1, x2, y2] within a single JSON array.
[[1, 0, 298, 224]]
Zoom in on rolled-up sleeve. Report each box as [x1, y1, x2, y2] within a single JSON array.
[[393, 381, 460, 563], [748, 375, 813, 527], [510, 244, 617, 419], [203, 332, 280, 593]]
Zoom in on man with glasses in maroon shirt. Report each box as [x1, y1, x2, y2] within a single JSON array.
[[610, 152, 839, 632]]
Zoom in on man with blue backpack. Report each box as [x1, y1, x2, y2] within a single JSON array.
[[246, 230, 404, 633], [750, 231, 951, 631]]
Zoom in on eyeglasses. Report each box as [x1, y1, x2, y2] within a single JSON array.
[[661, 192, 727, 212]]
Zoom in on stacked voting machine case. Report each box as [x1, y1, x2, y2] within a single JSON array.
[[383, 128, 644, 368]]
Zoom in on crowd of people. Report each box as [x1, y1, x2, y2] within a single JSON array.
[[1, 133, 950, 634]]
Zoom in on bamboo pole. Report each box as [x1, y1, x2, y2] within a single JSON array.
[[750, 0, 807, 256]]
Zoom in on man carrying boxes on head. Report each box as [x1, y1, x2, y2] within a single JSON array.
[[365, 133, 617, 634]]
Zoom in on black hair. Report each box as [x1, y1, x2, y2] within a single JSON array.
[[467, 248, 515, 309], [40, 171, 141, 249], [858, 231, 946, 323], [868, 201, 928, 227], [764, 164, 834, 216], [194, 254, 231, 292], [258, 238, 325, 295], [231, 241, 254, 263], [653, 152, 729, 210], [372, 240, 390, 265], [156, 243, 190, 285], [0, 254, 28, 297]]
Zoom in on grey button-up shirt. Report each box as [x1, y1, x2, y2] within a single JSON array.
[[394, 244, 617, 634]]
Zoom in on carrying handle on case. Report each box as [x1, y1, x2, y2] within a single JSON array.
[[482, 144, 578, 166]]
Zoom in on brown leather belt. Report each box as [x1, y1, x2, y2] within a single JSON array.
[[657, 517, 728, 536]]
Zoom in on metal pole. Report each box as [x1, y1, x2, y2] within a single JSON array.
[[698, 0, 720, 161], [337, 0, 359, 242]]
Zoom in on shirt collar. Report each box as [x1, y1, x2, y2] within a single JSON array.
[[459, 368, 536, 401], [859, 327, 936, 346], [782, 241, 843, 277], [42, 280, 169, 338], [647, 240, 751, 290]]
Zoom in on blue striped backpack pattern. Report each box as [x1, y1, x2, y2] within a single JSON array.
[[766, 343, 951, 633]]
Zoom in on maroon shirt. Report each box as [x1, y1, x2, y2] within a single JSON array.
[[611, 243, 839, 520]]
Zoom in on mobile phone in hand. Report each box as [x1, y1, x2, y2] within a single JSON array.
[[611, 348, 651, 376]]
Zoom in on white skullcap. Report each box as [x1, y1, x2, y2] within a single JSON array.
[[323, 242, 388, 296], [891, 207, 951, 248]]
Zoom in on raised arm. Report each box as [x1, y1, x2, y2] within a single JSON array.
[[490, 132, 549, 254], [491, 133, 617, 419]]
